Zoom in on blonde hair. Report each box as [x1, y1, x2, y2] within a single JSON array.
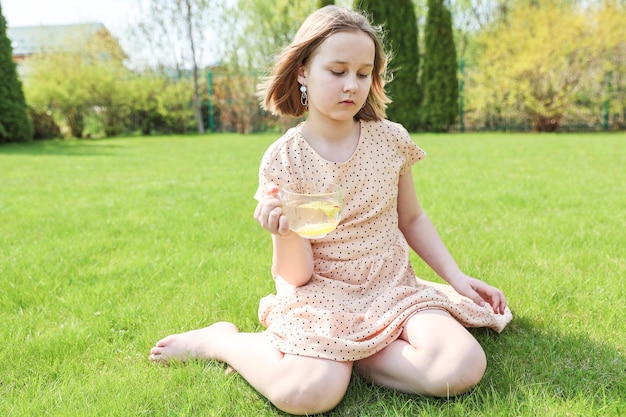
[[257, 6, 391, 121]]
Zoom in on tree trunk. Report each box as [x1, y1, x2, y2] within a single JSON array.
[[184, 0, 205, 134]]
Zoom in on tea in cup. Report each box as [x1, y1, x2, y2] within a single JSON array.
[[281, 182, 343, 239]]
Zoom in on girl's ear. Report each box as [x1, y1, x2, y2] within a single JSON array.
[[297, 65, 307, 85]]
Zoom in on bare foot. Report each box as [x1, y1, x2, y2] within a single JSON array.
[[149, 322, 238, 365]]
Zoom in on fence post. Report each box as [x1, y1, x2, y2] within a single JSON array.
[[602, 71, 612, 131], [459, 58, 465, 133], [207, 69, 215, 133]]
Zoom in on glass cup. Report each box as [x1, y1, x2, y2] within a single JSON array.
[[281, 182, 343, 239]]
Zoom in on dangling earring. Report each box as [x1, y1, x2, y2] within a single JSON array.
[[300, 85, 308, 107]]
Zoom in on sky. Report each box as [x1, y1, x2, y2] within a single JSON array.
[[2, 0, 143, 38], [2, 0, 222, 67]]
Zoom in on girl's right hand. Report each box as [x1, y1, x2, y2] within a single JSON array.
[[254, 183, 292, 236], [449, 274, 508, 315]]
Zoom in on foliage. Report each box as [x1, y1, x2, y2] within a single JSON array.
[[356, 0, 422, 131], [233, 0, 316, 70], [219, 0, 317, 131], [23, 45, 200, 138], [10, 1, 625, 136], [212, 67, 266, 133], [122, 75, 170, 136], [19, 24, 131, 138], [0, 4, 33, 143], [24, 51, 116, 138], [467, 0, 626, 132], [318, 0, 335, 7], [130, 0, 223, 134], [589, 0, 626, 129], [443, 0, 499, 62], [118, 73, 199, 135], [28, 107, 62, 140], [156, 77, 200, 134], [1, 133, 624, 415], [421, 0, 459, 132]]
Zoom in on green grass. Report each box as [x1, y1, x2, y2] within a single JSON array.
[[1, 132, 624, 416]]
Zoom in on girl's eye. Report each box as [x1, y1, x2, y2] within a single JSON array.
[[329, 70, 370, 78]]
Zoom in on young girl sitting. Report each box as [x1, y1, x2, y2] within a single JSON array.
[[150, 5, 512, 415]]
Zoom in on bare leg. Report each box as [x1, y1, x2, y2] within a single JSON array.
[[149, 323, 353, 415], [355, 310, 486, 397]]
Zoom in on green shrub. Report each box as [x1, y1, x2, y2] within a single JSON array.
[[355, 0, 422, 131], [0, 4, 33, 143], [422, 0, 459, 132], [28, 107, 62, 140]]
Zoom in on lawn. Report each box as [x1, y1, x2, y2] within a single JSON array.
[[1, 132, 624, 416]]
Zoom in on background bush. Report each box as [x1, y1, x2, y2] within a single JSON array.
[[28, 107, 62, 140], [0, 4, 33, 143]]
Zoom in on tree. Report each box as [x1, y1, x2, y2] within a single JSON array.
[[233, 0, 316, 69], [442, 0, 505, 65], [356, 0, 421, 131], [318, 0, 335, 7], [217, 0, 316, 132], [421, 0, 459, 131], [213, 66, 265, 133], [24, 36, 129, 138], [589, 0, 626, 129], [131, 0, 220, 134], [0, 4, 33, 143], [468, 0, 618, 131]]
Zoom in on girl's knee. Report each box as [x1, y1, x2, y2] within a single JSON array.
[[432, 340, 487, 397], [268, 362, 351, 415], [270, 381, 347, 415]]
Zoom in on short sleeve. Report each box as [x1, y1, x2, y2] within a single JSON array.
[[253, 129, 297, 201], [255, 147, 283, 201], [389, 121, 426, 176]]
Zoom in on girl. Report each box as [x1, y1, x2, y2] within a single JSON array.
[[150, 5, 512, 415]]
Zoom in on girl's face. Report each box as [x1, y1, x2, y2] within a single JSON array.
[[298, 30, 374, 123]]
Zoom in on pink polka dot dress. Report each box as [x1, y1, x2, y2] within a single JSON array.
[[254, 119, 512, 362]]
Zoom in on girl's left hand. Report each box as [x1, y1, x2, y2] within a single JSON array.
[[449, 274, 508, 315]]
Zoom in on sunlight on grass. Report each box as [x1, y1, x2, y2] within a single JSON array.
[[1, 132, 624, 416]]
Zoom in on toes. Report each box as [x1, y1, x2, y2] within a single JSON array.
[[155, 336, 173, 347], [149, 346, 169, 364], [149, 351, 169, 364]]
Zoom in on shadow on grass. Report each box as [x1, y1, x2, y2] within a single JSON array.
[[0, 140, 122, 157], [311, 316, 625, 416], [480, 316, 625, 401]]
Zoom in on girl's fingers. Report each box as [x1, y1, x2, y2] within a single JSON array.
[[254, 194, 284, 234], [464, 284, 486, 308], [254, 183, 283, 229], [253, 200, 263, 220], [277, 212, 291, 235], [266, 182, 279, 196], [487, 289, 507, 314], [473, 293, 487, 308], [498, 295, 508, 315]]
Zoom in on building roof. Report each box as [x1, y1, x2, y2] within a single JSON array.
[[7, 23, 106, 57]]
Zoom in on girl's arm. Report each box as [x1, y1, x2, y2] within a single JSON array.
[[254, 184, 314, 287], [397, 171, 507, 314], [270, 233, 314, 287]]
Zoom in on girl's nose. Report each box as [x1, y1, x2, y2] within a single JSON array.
[[343, 75, 358, 93]]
